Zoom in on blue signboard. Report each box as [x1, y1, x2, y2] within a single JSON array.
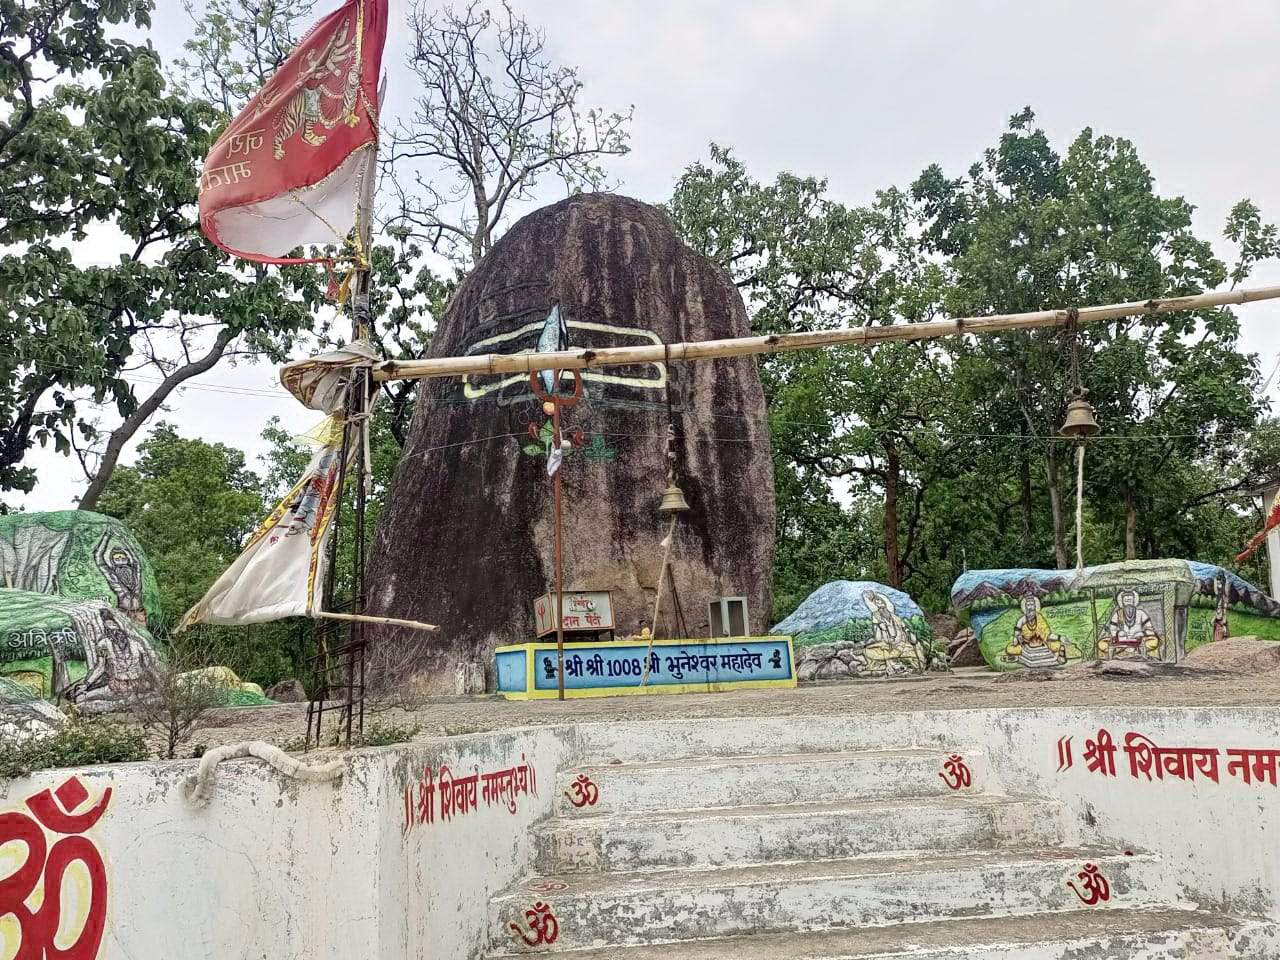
[[495, 637, 796, 699]]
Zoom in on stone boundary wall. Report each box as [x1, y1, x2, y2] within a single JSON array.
[[1, 707, 1277, 958]]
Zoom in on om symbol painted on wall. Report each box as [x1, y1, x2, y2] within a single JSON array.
[[938, 755, 972, 790], [1067, 863, 1111, 905], [563, 774, 599, 809], [0, 775, 112, 959], [509, 901, 559, 947]]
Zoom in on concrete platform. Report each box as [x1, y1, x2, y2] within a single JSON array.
[[490, 909, 1255, 959], [534, 794, 1062, 873], [489, 847, 1170, 952], [479, 708, 1280, 958]]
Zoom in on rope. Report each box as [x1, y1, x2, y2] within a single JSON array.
[[640, 513, 679, 688], [1075, 442, 1086, 570], [182, 741, 345, 807]]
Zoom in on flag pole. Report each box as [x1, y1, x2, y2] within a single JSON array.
[[372, 284, 1280, 383], [311, 149, 379, 746]]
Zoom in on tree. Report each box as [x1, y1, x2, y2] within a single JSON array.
[[97, 422, 264, 619], [912, 108, 1272, 567], [0, 0, 149, 164], [127, 638, 223, 759], [671, 147, 972, 604], [97, 421, 316, 686], [174, 0, 317, 117], [391, 0, 632, 264], [0, 1, 328, 510], [672, 128, 1276, 615]]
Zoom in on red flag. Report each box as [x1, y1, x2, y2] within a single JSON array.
[[199, 0, 388, 264], [1237, 495, 1280, 562]]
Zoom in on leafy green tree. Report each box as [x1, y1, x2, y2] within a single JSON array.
[[671, 147, 974, 605], [913, 108, 1271, 567], [0, 0, 327, 510], [673, 125, 1275, 616], [96, 422, 263, 620], [97, 422, 313, 686]]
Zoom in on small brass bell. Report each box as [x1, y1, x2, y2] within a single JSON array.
[[658, 483, 691, 514], [1060, 388, 1100, 441]]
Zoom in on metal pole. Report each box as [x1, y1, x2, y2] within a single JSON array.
[[352, 273, 370, 743], [552, 397, 566, 701]]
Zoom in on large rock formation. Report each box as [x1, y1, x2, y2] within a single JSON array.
[[367, 194, 775, 676]]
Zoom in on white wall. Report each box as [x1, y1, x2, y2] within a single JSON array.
[[2, 707, 1278, 959]]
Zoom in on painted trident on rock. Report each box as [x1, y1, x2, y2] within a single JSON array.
[[529, 315, 584, 701]]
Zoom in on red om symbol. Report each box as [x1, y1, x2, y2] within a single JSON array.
[[1, 775, 112, 960], [563, 774, 598, 808], [1068, 863, 1111, 905], [509, 900, 559, 946], [939, 754, 972, 790]]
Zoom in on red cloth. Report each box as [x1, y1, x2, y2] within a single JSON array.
[[199, 0, 388, 263], [1237, 494, 1280, 562]]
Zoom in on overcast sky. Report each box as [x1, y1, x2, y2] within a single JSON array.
[[18, 0, 1280, 510]]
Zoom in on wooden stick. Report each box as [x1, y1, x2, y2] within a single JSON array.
[[373, 284, 1280, 382], [313, 610, 439, 632]]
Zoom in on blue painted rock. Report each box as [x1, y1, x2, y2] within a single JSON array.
[[772, 580, 941, 680]]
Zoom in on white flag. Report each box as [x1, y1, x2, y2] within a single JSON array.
[[178, 344, 375, 629]]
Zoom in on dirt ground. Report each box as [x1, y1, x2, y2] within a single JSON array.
[[182, 638, 1280, 756]]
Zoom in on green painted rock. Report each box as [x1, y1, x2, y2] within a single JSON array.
[[0, 587, 157, 706], [0, 510, 161, 629]]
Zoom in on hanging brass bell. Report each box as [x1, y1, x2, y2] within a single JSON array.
[[658, 483, 691, 514], [1060, 388, 1100, 440]]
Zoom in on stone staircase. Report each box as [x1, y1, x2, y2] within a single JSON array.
[[485, 729, 1255, 958]]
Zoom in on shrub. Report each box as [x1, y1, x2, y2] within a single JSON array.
[[0, 716, 149, 779], [357, 722, 421, 748]]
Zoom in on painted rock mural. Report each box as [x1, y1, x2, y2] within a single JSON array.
[[772, 580, 942, 680], [0, 510, 160, 627], [0, 675, 65, 742], [0, 511, 162, 705], [367, 194, 775, 675], [951, 558, 1280, 671]]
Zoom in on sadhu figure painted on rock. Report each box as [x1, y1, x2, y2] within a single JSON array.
[[1005, 595, 1068, 669], [862, 590, 927, 674], [1098, 588, 1162, 659]]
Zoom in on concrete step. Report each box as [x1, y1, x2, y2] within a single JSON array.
[[491, 908, 1251, 959], [554, 749, 987, 816], [574, 717, 920, 764], [490, 848, 1170, 953], [534, 795, 1063, 874]]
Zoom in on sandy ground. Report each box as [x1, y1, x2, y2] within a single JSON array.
[[178, 638, 1280, 756]]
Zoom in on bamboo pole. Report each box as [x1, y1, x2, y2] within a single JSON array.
[[373, 284, 1280, 382], [313, 610, 440, 632]]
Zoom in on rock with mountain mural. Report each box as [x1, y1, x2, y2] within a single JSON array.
[[366, 194, 775, 679], [951, 559, 1280, 673], [772, 580, 944, 680]]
